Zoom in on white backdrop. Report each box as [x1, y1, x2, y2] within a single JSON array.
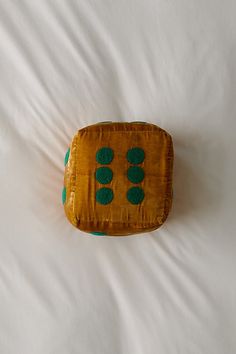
[[0, 1, 236, 353]]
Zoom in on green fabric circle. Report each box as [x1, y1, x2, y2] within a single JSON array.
[[127, 166, 144, 183], [96, 188, 114, 205], [127, 147, 145, 164], [95, 167, 113, 184], [62, 187, 66, 204], [64, 148, 70, 166], [90, 231, 106, 236], [127, 187, 145, 204], [96, 147, 114, 164]]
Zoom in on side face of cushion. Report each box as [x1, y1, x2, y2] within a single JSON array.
[[63, 122, 173, 236]]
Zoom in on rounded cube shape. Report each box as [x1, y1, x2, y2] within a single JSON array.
[[63, 122, 173, 236]]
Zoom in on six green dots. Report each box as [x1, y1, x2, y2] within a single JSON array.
[[63, 146, 145, 208], [95, 146, 145, 206]]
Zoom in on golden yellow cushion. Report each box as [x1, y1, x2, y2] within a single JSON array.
[[63, 122, 173, 236]]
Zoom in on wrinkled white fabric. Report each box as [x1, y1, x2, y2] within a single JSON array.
[[0, 1, 236, 353]]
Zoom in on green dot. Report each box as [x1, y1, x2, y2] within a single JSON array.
[[127, 187, 145, 204], [96, 147, 114, 164], [62, 187, 66, 204], [127, 147, 145, 164], [127, 166, 144, 183], [95, 167, 113, 184], [96, 188, 114, 205], [64, 148, 70, 166], [90, 232, 106, 236]]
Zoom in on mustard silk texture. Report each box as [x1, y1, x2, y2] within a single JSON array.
[[64, 122, 174, 236]]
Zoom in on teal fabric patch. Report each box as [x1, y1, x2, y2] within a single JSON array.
[[64, 148, 70, 166], [62, 187, 66, 204], [127, 147, 145, 164], [96, 147, 114, 165], [96, 187, 114, 205], [127, 187, 145, 204], [127, 166, 144, 183], [90, 232, 106, 236], [95, 167, 113, 184]]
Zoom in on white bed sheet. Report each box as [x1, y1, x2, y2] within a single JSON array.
[[0, 1, 236, 353]]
